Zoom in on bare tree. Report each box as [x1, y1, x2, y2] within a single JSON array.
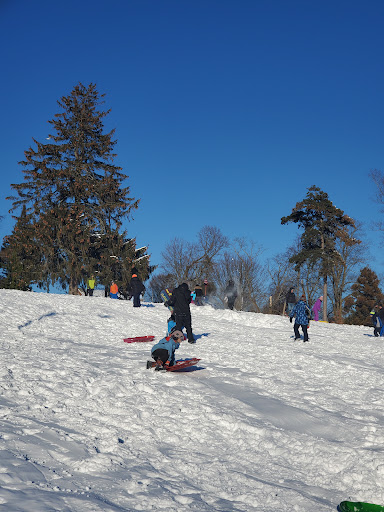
[[161, 226, 229, 284], [328, 223, 365, 323], [267, 248, 298, 315], [213, 238, 267, 312]]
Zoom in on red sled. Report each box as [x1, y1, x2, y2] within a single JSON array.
[[147, 358, 201, 371], [167, 358, 201, 371], [124, 335, 155, 343]]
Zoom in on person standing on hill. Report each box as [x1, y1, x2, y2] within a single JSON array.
[[224, 280, 237, 310], [110, 281, 118, 299], [87, 275, 95, 296], [312, 296, 323, 321], [289, 294, 311, 342], [129, 274, 145, 308], [194, 284, 204, 306], [285, 287, 296, 315], [167, 283, 195, 343]]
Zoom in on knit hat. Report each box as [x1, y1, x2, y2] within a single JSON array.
[[171, 330, 184, 341], [132, 274, 137, 277]]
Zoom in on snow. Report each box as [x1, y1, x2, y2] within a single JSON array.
[[1, 289, 383, 512]]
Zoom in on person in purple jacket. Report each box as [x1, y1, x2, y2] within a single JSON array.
[[312, 296, 323, 321]]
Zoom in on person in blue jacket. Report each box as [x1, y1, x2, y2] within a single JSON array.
[[150, 330, 184, 370], [167, 313, 177, 336], [289, 294, 311, 342]]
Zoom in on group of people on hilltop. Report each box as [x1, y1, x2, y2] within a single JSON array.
[[85, 269, 146, 307], [285, 287, 324, 343]]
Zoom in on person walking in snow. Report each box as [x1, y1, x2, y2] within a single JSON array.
[[289, 294, 311, 342], [224, 280, 237, 310], [150, 330, 184, 370], [285, 287, 296, 316], [166, 283, 195, 343], [312, 296, 323, 321], [129, 274, 145, 308]]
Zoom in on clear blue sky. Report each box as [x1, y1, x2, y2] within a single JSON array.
[[1, 0, 383, 279]]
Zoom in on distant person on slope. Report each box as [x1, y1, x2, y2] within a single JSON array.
[[285, 287, 296, 315], [129, 274, 145, 308], [312, 296, 323, 321], [370, 305, 381, 337], [166, 283, 195, 343], [194, 284, 204, 306], [224, 280, 237, 310], [378, 305, 384, 336], [289, 294, 311, 342], [110, 281, 118, 299], [87, 275, 95, 297]]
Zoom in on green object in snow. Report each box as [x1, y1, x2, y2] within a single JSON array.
[[338, 502, 384, 512]]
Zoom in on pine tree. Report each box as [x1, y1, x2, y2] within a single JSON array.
[[281, 186, 358, 321], [344, 267, 384, 325], [0, 206, 37, 290], [7, 83, 141, 293]]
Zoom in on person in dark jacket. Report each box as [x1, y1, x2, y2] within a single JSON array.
[[129, 274, 145, 308], [285, 287, 296, 315], [370, 305, 381, 337], [289, 295, 311, 342], [194, 284, 204, 306], [224, 280, 237, 310], [378, 305, 384, 336], [167, 283, 195, 343]]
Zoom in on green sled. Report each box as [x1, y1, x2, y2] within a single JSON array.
[[339, 502, 384, 512]]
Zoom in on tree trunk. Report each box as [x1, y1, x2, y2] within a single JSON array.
[[323, 276, 328, 321], [69, 274, 78, 295]]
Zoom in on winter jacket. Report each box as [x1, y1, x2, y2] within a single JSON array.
[[194, 285, 203, 297], [168, 283, 192, 315], [290, 300, 311, 325], [312, 299, 322, 313], [167, 317, 176, 336], [87, 278, 95, 290], [151, 336, 180, 365], [286, 289, 296, 304], [129, 276, 145, 296], [110, 283, 118, 295]]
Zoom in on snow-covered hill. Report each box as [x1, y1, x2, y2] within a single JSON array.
[[1, 289, 383, 511]]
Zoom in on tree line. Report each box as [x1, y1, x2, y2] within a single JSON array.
[[1, 82, 383, 325]]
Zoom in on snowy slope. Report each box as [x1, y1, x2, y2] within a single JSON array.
[[1, 289, 384, 512]]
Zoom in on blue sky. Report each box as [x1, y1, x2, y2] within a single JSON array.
[[1, 0, 383, 280]]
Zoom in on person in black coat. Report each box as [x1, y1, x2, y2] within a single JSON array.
[[130, 274, 145, 307], [285, 287, 296, 316], [194, 284, 204, 306], [224, 280, 237, 310], [167, 283, 195, 343]]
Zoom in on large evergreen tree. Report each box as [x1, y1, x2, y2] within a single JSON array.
[[281, 186, 358, 321], [7, 83, 142, 293], [344, 267, 384, 325]]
